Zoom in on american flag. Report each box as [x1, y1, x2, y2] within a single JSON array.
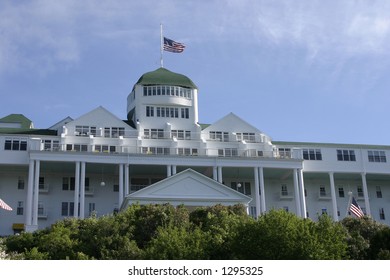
[[163, 37, 185, 53], [0, 198, 12, 211], [350, 197, 364, 218]]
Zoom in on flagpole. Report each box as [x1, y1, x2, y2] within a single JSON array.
[[346, 190, 353, 217], [160, 23, 164, 68]]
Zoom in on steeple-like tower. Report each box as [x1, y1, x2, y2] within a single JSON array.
[[127, 67, 200, 139]]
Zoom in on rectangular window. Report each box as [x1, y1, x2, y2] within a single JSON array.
[[104, 127, 110, 137], [303, 149, 322, 160], [224, 148, 238, 157], [338, 187, 345, 198], [380, 208, 385, 220], [376, 186, 383, 198], [337, 149, 356, 161], [17, 201, 23, 215], [38, 202, 45, 216], [210, 131, 229, 142], [4, 138, 27, 151], [43, 139, 52, 150], [320, 186, 326, 197], [172, 130, 191, 140], [75, 125, 90, 136], [89, 203, 96, 216], [231, 182, 251, 195], [180, 108, 190, 119], [18, 177, 25, 189], [357, 186, 364, 198], [146, 106, 154, 117], [62, 177, 69, 190], [281, 184, 288, 196], [143, 129, 150, 139], [61, 202, 75, 216], [236, 133, 256, 142], [4, 139, 12, 150], [368, 151, 387, 163], [39, 177, 45, 190], [111, 127, 119, 138], [61, 202, 68, 216], [156, 107, 161, 117], [150, 129, 164, 139], [278, 148, 291, 158]]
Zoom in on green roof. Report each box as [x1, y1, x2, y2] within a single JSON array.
[[0, 114, 33, 129], [136, 67, 198, 89]]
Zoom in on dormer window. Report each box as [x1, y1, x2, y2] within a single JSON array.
[[236, 132, 255, 142], [210, 131, 229, 142]]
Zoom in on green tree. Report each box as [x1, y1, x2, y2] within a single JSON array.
[[144, 226, 209, 259], [189, 204, 249, 259], [232, 209, 348, 259], [368, 226, 390, 259], [341, 216, 387, 259]]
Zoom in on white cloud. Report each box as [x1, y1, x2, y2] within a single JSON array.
[[2, 0, 390, 76]]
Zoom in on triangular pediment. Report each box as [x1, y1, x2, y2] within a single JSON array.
[[203, 112, 266, 136], [121, 169, 251, 209], [65, 106, 136, 136]]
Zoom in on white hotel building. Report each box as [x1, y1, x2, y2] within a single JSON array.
[[0, 67, 389, 235]]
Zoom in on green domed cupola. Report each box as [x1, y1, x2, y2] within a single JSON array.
[[136, 67, 198, 89]]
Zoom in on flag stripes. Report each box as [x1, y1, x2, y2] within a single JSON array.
[[163, 37, 185, 53], [0, 198, 12, 211], [350, 197, 364, 218]]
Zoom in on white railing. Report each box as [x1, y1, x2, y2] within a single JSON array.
[[33, 143, 300, 160]]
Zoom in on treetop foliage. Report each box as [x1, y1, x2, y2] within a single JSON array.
[[2, 203, 390, 260]]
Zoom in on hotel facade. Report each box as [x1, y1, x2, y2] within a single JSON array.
[[0, 67, 389, 236]]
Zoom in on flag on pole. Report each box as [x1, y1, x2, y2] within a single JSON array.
[[350, 197, 364, 218], [163, 37, 185, 53], [0, 198, 12, 211]]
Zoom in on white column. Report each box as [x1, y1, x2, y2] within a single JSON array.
[[293, 169, 302, 217], [125, 164, 130, 196], [119, 164, 124, 207], [193, 89, 199, 124], [167, 165, 172, 177], [74, 162, 80, 218], [172, 165, 177, 175], [217, 166, 223, 183], [25, 160, 35, 228], [32, 160, 40, 227], [254, 167, 261, 218], [213, 167, 218, 181], [329, 172, 338, 221], [259, 167, 266, 213], [361, 173, 371, 216], [298, 169, 307, 218], [79, 162, 86, 218]]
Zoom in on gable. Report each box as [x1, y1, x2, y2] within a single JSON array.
[[65, 106, 136, 136], [0, 114, 33, 129], [203, 112, 263, 135], [122, 169, 251, 209]]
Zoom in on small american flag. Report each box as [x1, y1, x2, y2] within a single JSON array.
[[350, 197, 364, 218], [0, 198, 12, 211], [163, 37, 185, 53]]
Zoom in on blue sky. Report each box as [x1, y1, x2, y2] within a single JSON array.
[[1, 0, 390, 145]]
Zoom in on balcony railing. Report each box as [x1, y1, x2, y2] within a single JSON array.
[[280, 191, 294, 200], [39, 184, 50, 193]]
